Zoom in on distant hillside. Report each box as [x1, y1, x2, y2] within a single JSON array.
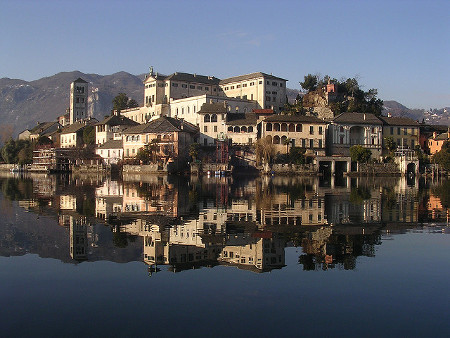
[[0, 71, 145, 137], [383, 100, 449, 125], [1, 71, 447, 139]]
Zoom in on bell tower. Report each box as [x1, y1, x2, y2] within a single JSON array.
[[69, 78, 88, 124]]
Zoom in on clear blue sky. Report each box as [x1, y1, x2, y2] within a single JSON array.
[[1, 0, 449, 109]]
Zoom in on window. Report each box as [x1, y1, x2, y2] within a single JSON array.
[[272, 91, 277, 95], [214, 126, 217, 132], [280, 83, 283, 87], [319, 126, 323, 135], [310, 126, 314, 134], [319, 139, 322, 148], [204, 114, 210, 122], [266, 96, 271, 101], [267, 81, 270, 85], [404, 128, 408, 135], [211, 114, 217, 122], [231, 86, 235, 89], [302, 139, 306, 148], [310, 139, 314, 148], [204, 126, 208, 132], [259, 81, 262, 84], [172, 83, 178, 87], [190, 85, 195, 89], [340, 126, 344, 132], [397, 127, 401, 135], [248, 126, 253, 132], [243, 84, 247, 87], [272, 81, 277, 86], [272, 97, 276, 102], [182, 84, 187, 88], [250, 82, 254, 86], [197, 86, 202, 90], [390, 127, 393, 134], [205, 86, 209, 90], [236, 85, 241, 88], [266, 123, 272, 131]]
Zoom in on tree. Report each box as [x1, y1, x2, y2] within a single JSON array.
[[350, 145, 372, 163], [255, 137, 275, 165], [112, 93, 139, 112], [189, 143, 200, 162], [384, 136, 397, 152], [82, 126, 95, 145], [300, 74, 318, 92]]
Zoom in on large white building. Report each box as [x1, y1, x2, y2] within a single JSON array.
[[121, 68, 287, 126]]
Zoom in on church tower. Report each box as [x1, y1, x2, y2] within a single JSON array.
[[69, 78, 88, 124]]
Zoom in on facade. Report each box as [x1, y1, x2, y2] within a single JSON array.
[[379, 116, 420, 150], [219, 72, 287, 113], [328, 112, 383, 158], [95, 113, 138, 145], [69, 78, 89, 125], [226, 113, 259, 145], [261, 115, 328, 156], [19, 121, 61, 141]]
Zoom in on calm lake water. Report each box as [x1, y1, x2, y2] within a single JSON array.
[[0, 173, 449, 337]]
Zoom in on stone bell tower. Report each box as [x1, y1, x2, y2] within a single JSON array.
[[69, 78, 88, 124]]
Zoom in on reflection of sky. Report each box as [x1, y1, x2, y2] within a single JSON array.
[[1, 231, 449, 337]]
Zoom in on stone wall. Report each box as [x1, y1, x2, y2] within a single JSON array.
[[357, 163, 400, 175], [267, 163, 317, 175]]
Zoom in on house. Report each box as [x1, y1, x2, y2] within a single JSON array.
[[122, 116, 199, 163], [328, 112, 383, 158], [18, 121, 61, 142], [428, 130, 449, 154], [261, 115, 328, 156], [95, 113, 138, 145], [95, 139, 124, 165], [379, 116, 420, 151], [60, 119, 97, 148]]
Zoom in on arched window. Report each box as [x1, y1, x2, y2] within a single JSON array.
[[228, 126, 233, 132], [281, 123, 287, 132], [187, 106, 190, 114], [235, 107, 239, 113], [234, 126, 240, 133], [296, 124, 302, 132], [274, 123, 280, 131], [241, 126, 247, 133], [193, 106, 196, 113], [204, 114, 210, 123], [281, 136, 287, 144], [248, 126, 253, 133], [289, 124, 295, 132], [273, 135, 281, 144], [266, 123, 272, 131], [211, 114, 217, 122], [244, 107, 247, 113], [136, 136, 140, 141]]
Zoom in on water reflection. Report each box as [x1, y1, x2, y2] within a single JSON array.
[[0, 172, 448, 273]]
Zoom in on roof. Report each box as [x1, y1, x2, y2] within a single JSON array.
[[379, 116, 420, 126], [29, 121, 59, 134], [97, 139, 123, 149], [333, 112, 382, 125], [264, 114, 326, 124], [198, 102, 228, 114], [165, 72, 220, 85], [253, 109, 274, 115], [73, 77, 88, 83], [123, 116, 198, 134], [220, 72, 287, 85], [96, 114, 139, 127], [61, 119, 97, 134], [433, 132, 449, 141], [226, 113, 258, 126]]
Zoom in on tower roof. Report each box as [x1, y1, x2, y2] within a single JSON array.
[[73, 78, 88, 83]]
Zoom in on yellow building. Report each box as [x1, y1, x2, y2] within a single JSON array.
[[380, 116, 420, 150]]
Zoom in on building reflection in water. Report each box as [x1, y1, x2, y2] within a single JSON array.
[[1, 172, 447, 272]]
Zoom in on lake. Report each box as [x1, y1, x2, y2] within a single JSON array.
[[0, 173, 449, 337]]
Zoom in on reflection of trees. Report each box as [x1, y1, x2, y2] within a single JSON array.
[[0, 178, 33, 201], [432, 180, 450, 209], [112, 225, 128, 248], [349, 186, 371, 204], [298, 232, 382, 271]]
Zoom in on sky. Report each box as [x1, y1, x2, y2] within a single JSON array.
[[0, 0, 449, 109]]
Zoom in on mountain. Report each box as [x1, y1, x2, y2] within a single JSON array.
[[383, 100, 450, 125], [1, 72, 447, 139], [0, 71, 146, 137]]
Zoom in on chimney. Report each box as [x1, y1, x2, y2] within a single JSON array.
[[433, 132, 437, 139]]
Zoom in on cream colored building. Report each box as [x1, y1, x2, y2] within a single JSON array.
[[69, 78, 89, 125], [261, 115, 328, 156]]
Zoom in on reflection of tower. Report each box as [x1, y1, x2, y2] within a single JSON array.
[[69, 216, 88, 261], [69, 78, 88, 124], [216, 139, 228, 163]]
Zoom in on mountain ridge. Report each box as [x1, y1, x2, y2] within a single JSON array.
[[0, 71, 448, 139]]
